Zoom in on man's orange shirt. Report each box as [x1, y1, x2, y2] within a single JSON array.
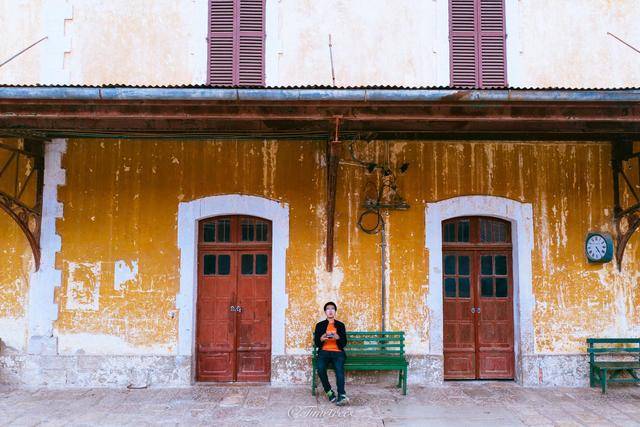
[[322, 321, 341, 352]]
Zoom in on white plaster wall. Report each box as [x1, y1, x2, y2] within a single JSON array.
[[27, 139, 67, 355], [1, 0, 639, 87], [513, 0, 640, 88], [265, 0, 442, 86]]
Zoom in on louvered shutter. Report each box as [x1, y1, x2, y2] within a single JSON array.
[[449, 0, 506, 88], [238, 0, 265, 85], [479, 0, 506, 87], [208, 0, 264, 86], [450, 0, 478, 87], [209, 0, 235, 85]]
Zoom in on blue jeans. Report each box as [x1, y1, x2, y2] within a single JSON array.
[[316, 350, 346, 395]]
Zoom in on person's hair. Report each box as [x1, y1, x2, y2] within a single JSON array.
[[323, 301, 337, 311]]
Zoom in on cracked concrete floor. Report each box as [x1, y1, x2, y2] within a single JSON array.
[[1, 382, 640, 426]]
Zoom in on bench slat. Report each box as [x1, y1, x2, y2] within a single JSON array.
[[592, 361, 640, 368], [348, 331, 404, 334], [587, 338, 640, 344], [588, 348, 640, 353]]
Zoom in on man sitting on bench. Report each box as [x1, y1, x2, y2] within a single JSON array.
[[313, 301, 349, 406]]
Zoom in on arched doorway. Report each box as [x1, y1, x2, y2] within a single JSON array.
[[196, 215, 272, 382], [442, 216, 514, 380]]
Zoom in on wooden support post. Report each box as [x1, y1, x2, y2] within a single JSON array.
[[326, 117, 342, 272]]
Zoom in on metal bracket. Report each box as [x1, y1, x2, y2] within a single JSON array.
[[0, 139, 44, 269], [612, 140, 640, 271]]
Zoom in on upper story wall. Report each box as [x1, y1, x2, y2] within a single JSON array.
[[1, 0, 639, 87]]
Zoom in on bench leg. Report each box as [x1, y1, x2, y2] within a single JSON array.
[[397, 370, 402, 388], [311, 363, 316, 396], [600, 368, 607, 394], [402, 367, 407, 396], [589, 364, 595, 388]]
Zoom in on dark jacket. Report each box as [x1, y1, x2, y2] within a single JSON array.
[[314, 319, 348, 351]]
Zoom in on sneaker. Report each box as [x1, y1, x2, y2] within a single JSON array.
[[325, 390, 337, 403], [336, 394, 349, 406]]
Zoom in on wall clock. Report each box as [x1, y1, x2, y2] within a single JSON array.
[[585, 232, 614, 263]]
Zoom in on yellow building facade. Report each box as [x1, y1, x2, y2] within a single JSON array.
[[1, 135, 638, 386]]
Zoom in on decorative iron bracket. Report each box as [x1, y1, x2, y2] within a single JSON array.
[[0, 139, 44, 269], [612, 139, 640, 270]]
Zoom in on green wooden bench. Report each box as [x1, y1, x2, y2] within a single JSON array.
[[587, 338, 640, 393], [312, 331, 408, 396]]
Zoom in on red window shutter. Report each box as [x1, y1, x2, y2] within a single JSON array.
[[449, 0, 506, 88], [208, 0, 264, 86], [450, 0, 478, 87], [238, 0, 265, 86], [479, 0, 507, 87]]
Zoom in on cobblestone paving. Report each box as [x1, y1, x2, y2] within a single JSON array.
[[1, 382, 639, 426]]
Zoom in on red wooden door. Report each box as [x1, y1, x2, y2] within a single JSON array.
[[196, 216, 271, 382], [442, 217, 514, 380], [236, 250, 271, 381]]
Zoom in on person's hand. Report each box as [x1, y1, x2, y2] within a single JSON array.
[[320, 333, 328, 342], [332, 333, 340, 340]]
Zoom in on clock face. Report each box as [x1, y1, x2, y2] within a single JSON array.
[[586, 234, 608, 261]]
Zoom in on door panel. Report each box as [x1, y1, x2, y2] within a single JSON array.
[[197, 251, 236, 381], [443, 252, 476, 379], [477, 252, 514, 379], [442, 217, 514, 381], [196, 216, 272, 383], [236, 250, 271, 381]]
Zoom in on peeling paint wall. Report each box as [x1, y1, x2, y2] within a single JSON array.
[[0, 210, 32, 354], [0, 139, 36, 354], [29, 139, 635, 358], [1, 0, 639, 87]]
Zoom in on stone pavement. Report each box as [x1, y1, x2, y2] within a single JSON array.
[[1, 382, 640, 426]]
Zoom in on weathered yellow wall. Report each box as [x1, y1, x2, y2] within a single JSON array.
[[0, 209, 32, 353], [50, 139, 640, 356], [0, 138, 37, 353]]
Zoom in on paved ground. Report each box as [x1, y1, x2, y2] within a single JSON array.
[[1, 382, 640, 426]]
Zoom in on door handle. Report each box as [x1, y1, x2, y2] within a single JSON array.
[[230, 305, 242, 312], [471, 307, 476, 313], [230, 305, 236, 312], [236, 306, 242, 313], [476, 307, 481, 313]]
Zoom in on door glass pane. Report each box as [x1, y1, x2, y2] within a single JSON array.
[[458, 220, 470, 242], [256, 254, 268, 274], [481, 256, 493, 275], [458, 256, 470, 275], [218, 254, 231, 275], [217, 219, 231, 242], [203, 254, 216, 275], [203, 223, 216, 242], [481, 277, 493, 297], [444, 223, 456, 242], [444, 255, 456, 274], [444, 278, 457, 298], [256, 222, 268, 241], [495, 255, 507, 275], [241, 221, 255, 241], [458, 278, 470, 298], [496, 278, 508, 297], [241, 254, 253, 275]]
